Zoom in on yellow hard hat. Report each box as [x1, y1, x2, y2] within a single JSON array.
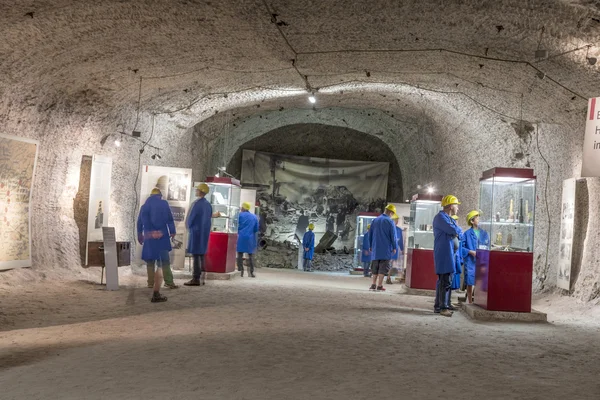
[[451, 215, 459, 220], [392, 213, 399, 220], [466, 210, 480, 226], [150, 187, 161, 195], [367, 224, 371, 230], [196, 183, 210, 194], [242, 202, 252, 210], [308, 223, 315, 230], [441, 195, 460, 207], [385, 204, 397, 214]]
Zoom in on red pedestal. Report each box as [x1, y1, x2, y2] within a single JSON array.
[[205, 232, 238, 273], [475, 250, 533, 312], [405, 248, 437, 290]]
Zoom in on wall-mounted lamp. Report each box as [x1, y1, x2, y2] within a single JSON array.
[[586, 46, 597, 65], [308, 94, 316, 104]]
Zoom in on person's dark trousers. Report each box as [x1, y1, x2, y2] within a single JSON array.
[[434, 273, 451, 311], [237, 252, 255, 274], [363, 261, 371, 277], [192, 254, 205, 280]]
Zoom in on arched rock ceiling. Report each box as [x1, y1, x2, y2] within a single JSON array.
[[2, 0, 600, 127]]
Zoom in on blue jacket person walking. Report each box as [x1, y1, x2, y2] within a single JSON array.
[[367, 204, 398, 291], [302, 223, 315, 272], [237, 202, 259, 277], [137, 187, 176, 303], [184, 183, 213, 286]]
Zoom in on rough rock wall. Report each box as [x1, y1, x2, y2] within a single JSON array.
[[0, 95, 193, 283]]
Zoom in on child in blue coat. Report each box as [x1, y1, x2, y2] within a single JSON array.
[[302, 223, 315, 271], [463, 210, 490, 303]]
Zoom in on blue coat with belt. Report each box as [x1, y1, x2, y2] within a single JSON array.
[[368, 214, 398, 260], [433, 211, 463, 275], [186, 197, 212, 255], [463, 227, 490, 286], [303, 230, 315, 260], [137, 194, 175, 262], [237, 210, 259, 254], [361, 231, 372, 263]]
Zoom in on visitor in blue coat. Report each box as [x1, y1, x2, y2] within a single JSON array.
[[367, 204, 398, 292], [386, 214, 405, 285], [137, 187, 176, 303], [184, 183, 213, 286], [433, 195, 463, 317], [361, 224, 372, 277], [463, 210, 490, 303], [302, 223, 315, 272], [237, 202, 259, 277]]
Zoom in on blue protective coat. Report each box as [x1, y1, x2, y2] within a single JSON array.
[[368, 214, 398, 260], [462, 227, 490, 286], [360, 231, 372, 263], [137, 194, 175, 262], [432, 211, 463, 275], [451, 234, 465, 289], [391, 226, 404, 260], [237, 211, 259, 254], [302, 230, 315, 260], [186, 197, 213, 255]]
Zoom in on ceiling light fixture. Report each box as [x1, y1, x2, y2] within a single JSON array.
[[427, 187, 435, 194], [114, 138, 121, 147], [308, 94, 316, 104]]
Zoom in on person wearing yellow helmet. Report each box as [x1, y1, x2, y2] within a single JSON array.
[[463, 210, 490, 303], [432, 194, 463, 317], [302, 223, 316, 271], [184, 183, 213, 286], [237, 201, 259, 277], [361, 224, 372, 277], [136, 187, 176, 302], [368, 204, 398, 292]]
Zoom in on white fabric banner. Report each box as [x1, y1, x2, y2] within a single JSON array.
[[557, 178, 576, 290], [582, 97, 600, 177], [0, 134, 39, 270], [86, 155, 112, 265]]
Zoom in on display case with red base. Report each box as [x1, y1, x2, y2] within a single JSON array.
[[353, 212, 380, 269], [405, 248, 437, 290], [192, 177, 242, 274], [405, 193, 442, 290], [475, 250, 533, 312], [475, 167, 536, 312], [205, 232, 238, 273]]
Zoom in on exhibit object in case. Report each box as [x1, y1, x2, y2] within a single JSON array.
[[476, 167, 536, 312], [204, 177, 241, 273], [405, 194, 442, 290], [353, 212, 379, 268]]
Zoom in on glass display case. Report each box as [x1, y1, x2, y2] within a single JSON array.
[[478, 168, 536, 252], [205, 178, 241, 234], [407, 196, 442, 251], [475, 167, 536, 313], [353, 212, 379, 267], [405, 194, 442, 290]]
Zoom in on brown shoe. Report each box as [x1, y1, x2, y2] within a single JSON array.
[[164, 283, 179, 289], [385, 277, 393, 285], [440, 309, 453, 317], [183, 279, 200, 286]]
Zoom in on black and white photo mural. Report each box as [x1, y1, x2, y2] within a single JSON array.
[[240, 149, 389, 251]]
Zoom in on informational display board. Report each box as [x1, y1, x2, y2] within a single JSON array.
[[557, 178, 576, 290], [139, 166, 192, 269], [102, 227, 119, 291], [582, 97, 600, 177], [86, 155, 112, 265], [0, 134, 39, 270]]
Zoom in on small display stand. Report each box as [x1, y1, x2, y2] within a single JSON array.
[[204, 177, 241, 273], [353, 212, 379, 269], [476, 167, 536, 312], [405, 193, 442, 290]]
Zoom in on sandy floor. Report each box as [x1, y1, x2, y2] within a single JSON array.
[[1, 268, 599, 400]]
